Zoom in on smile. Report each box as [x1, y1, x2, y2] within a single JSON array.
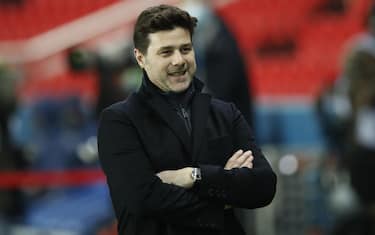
[[168, 70, 186, 76]]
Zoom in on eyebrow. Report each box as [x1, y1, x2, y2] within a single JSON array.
[[157, 46, 174, 53], [157, 43, 193, 53]]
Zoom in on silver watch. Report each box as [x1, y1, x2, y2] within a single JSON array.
[[191, 168, 202, 181]]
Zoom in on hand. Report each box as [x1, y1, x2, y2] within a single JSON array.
[[224, 149, 253, 170], [156, 167, 194, 189]]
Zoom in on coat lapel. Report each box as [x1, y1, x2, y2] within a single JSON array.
[[146, 95, 192, 154], [137, 74, 210, 161], [191, 93, 211, 163]]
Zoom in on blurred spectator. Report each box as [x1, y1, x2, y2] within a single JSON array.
[[95, 48, 141, 118], [336, 4, 375, 202], [317, 4, 375, 234], [341, 46, 375, 231], [0, 62, 17, 149], [0, 62, 25, 219], [68, 44, 141, 119]]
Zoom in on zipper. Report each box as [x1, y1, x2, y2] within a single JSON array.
[[180, 105, 192, 136]]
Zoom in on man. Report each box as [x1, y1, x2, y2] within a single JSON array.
[[98, 5, 276, 235]]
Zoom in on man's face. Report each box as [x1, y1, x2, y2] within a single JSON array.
[[134, 27, 197, 93]]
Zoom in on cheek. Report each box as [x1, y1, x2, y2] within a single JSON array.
[[147, 61, 166, 74], [188, 55, 196, 69], [154, 60, 168, 71], [189, 59, 197, 73]]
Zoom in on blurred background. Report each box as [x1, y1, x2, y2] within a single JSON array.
[[1, 0, 375, 234]]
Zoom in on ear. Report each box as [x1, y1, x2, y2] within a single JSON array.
[[134, 48, 145, 68]]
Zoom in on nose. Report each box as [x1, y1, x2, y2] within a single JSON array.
[[171, 51, 185, 66]]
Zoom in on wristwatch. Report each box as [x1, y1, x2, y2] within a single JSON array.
[[191, 168, 202, 181]]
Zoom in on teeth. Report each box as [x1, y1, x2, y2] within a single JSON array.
[[170, 71, 185, 76]]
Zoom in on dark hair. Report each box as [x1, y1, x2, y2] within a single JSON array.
[[133, 4, 198, 54]]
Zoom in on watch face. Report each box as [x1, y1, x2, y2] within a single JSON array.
[[191, 168, 200, 181]]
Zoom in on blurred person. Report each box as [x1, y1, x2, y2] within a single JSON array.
[[336, 4, 375, 204], [0, 62, 17, 151], [93, 52, 133, 119], [318, 4, 375, 234], [340, 49, 375, 234], [0, 62, 25, 219], [98, 4, 276, 235], [68, 44, 141, 119]]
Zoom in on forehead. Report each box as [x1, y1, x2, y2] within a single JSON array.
[[147, 27, 192, 50]]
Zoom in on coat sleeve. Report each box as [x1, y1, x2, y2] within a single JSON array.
[[196, 103, 277, 208], [98, 107, 223, 229]]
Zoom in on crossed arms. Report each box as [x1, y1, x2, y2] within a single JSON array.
[[156, 149, 254, 189]]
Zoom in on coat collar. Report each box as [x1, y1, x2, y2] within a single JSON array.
[[137, 72, 210, 160]]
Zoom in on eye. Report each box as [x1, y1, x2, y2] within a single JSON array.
[[160, 50, 172, 56], [181, 46, 192, 54]]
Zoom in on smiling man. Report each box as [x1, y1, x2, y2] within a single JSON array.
[[98, 4, 276, 235]]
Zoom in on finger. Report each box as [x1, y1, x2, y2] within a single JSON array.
[[240, 155, 253, 168], [224, 160, 237, 170], [225, 150, 244, 169], [230, 149, 244, 160], [227, 150, 251, 169], [235, 150, 252, 166], [241, 158, 253, 169], [240, 162, 252, 169]]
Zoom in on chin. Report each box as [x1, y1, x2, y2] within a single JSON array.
[[171, 86, 188, 93], [166, 79, 189, 92], [174, 81, 191, 92]]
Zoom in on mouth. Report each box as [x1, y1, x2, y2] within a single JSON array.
[[168, 70, 186, 79], [168, 70, 186, 76], [168, 70, 187, 77]]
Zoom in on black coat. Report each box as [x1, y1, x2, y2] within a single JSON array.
[[98, 78, 276, 235]]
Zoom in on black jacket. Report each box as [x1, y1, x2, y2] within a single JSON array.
[[98, 77, 276, 235]]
